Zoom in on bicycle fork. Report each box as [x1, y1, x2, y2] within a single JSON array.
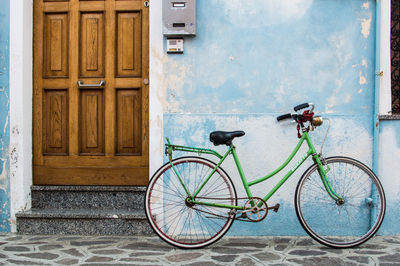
[[313, 154, 344, 203]]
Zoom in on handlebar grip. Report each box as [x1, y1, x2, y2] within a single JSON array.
[[294, 103, 309, 112], [277, 113, 292, 122]]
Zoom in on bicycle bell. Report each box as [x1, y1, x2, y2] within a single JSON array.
[[311, 116, 323, 127]]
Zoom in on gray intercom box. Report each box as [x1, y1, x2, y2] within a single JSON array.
[[163, 0, 196, 36]]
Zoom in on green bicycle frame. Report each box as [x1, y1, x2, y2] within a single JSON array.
[[166, 132, 342, 211]]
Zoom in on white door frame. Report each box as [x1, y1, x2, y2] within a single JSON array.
[[9, 0, 33, 232]]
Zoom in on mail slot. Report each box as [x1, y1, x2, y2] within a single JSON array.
[[173, 2, 186, 8], [163, 0, 196, 36]]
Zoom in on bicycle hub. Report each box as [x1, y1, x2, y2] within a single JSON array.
[[185, 197, 195, 207], [336, 199, 345, 206]]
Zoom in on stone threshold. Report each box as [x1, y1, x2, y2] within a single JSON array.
[[31, 185, 147, 192], [16, 209, 146, 220]]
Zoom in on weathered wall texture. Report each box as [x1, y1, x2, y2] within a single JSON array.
[[0, 0, 10, 232], [163, 0, 379, 235]]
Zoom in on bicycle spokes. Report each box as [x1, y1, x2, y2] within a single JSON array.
[[145, 157, 237, 248], [296, 157, 385, 248]]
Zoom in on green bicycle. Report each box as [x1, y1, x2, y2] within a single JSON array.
[[145, 103, 386, 249]]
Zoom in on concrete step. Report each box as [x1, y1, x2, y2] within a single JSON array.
[[16, 209, 153, 235], [31, 185, 147, 211]]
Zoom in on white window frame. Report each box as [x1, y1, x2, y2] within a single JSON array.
[[380, 0, 395, 115]]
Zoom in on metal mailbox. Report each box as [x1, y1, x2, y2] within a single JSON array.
[[163, 0, 196, 36]]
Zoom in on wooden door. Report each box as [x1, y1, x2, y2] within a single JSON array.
[[33, 0, 149, 185]]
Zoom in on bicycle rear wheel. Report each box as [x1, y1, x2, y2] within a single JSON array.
[[145, 156, 237, 249], [295, 156, 386, 248]]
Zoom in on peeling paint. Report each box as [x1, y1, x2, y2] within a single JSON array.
[[360, 76, 367, 84], [0, 159, 7, 183], [150, 46, 168, 114], [10, 147, 18, 171], [361, 15, 372, 38], [360, 70, 367, 84], [325, 80, 343, 114]]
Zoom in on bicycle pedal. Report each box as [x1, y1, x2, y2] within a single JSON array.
[[268, 203, 280, 212]]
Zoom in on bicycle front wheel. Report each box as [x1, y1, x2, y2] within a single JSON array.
[[145, 156, 237, 249], [295, 156, 386, 248]]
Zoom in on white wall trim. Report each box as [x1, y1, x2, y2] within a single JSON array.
[[379, 0, 392, 115], [149, 0, 164, 175], [9, 0, 33, 232]]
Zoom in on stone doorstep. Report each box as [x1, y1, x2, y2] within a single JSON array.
[[16, 209, 153, 235], [30, 185, 147, 211], [16, 209, 147, 220], [17, 186, 151, 236]]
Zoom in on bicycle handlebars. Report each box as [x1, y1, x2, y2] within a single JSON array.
[[294, 103, 309, 112], [276, 113, 292, 121], [277, 103, 315, 122]]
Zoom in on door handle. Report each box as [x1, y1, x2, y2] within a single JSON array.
[[77, 80, 105, 88]]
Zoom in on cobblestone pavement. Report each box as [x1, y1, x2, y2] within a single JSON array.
[[1, 234, 400, 265]]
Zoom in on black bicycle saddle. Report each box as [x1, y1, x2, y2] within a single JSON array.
[[209, 131, 245, 146]]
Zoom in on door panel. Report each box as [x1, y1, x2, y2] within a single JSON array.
[[79, 12, 105, 77], [80, 89, 104, 155], [33, 0, 149, 185], [116, 11, 141, 77], [116, 88, 141, 155], [43, 13, 69, 78], [43, 89, 69, 155]]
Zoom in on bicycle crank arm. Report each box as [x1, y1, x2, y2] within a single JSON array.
[[268, 203, 280, 212], [241, 208, 266, 214]]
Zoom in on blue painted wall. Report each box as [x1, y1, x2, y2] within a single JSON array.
[[0, 0, 10, 232], [165, 0, 375, 115], [163, 0, 381, 235]]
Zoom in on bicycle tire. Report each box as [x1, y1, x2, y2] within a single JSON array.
[[145, 156, 237, 249], [295, 156, 386, 248]]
